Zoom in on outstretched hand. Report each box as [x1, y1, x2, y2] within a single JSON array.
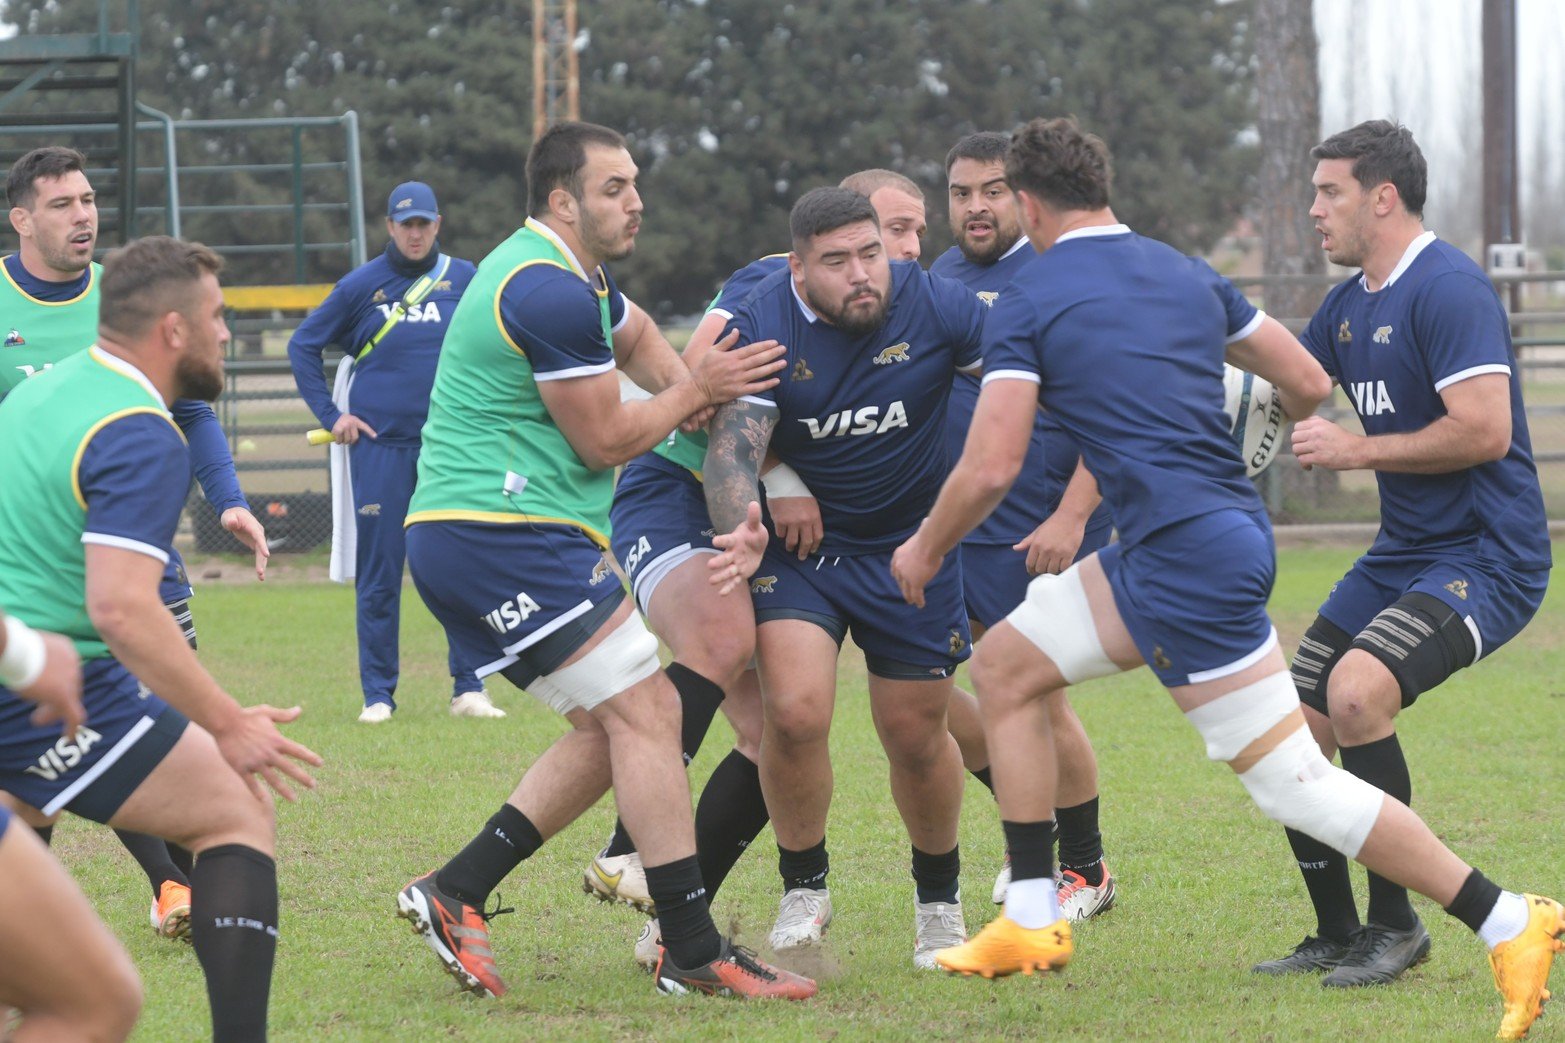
[[708, 501, 768, 595], [213, 704, 324, 803]]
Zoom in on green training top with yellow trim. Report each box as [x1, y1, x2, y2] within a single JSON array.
[[0, 259, 100, 398], [407, 218, 625, 545], [0, 348, 187, 658]]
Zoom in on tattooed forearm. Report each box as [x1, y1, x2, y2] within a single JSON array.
[[704, 398, 778, 534]]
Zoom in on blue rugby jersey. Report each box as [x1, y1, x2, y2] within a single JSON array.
[[727, 260, 985, 554], [288, 244, 478, 445], [930, 237, 1111, 545], [707, 254, 788, 319], [980, 225, 1263, 549], [1300, 233, 1550, 569]]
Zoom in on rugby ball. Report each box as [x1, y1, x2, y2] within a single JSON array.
[[1223, 364, 1286, 477]]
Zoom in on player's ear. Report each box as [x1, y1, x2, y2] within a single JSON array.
[[9, 206, 30, 238], [1373, 181, 1400, 218], [549, 186, 577, 223], [788, 251, 804, 279]]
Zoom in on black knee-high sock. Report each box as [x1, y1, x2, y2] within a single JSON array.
[[644, 854, 722, 968], [602, 661, 729, 859], [1002, 819, 1055, 883], [168, 842, 195, 878], [778, 838, 829, 892], [1285, 826, 1359, 943], [912, 845, 961, 904], [437, 805, 543, 907], [115, 829, 189, 894], [32, 823, 52, 844], [1055, 797, 1105, 885], [970, 765, 995, 795], [190, 845, 277, 1043], [695, 749, 770, 901], [1339, 733, 1415, 930]]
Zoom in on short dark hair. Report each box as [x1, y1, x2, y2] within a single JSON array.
[[789, 187, 879, 252], [1310, 120, 1427, 218], [945, 132, 1010, 175], [837, 168, 923, 202], [7, 146, 88, 209], [99, 236, 224, 338], [526, 121, 628, 217], [1004, 117, 1113, 212]]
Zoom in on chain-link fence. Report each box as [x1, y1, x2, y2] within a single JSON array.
[[184, 271, 1565, 558]]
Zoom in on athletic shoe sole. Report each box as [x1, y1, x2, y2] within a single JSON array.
[[396, 885, 492, 997]]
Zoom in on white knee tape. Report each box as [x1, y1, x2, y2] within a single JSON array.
[[529, 614, 662, 715], [1184, 670, 1300, 762], [1185, 670, 1382, 857], [1237, 727, 1383, 858], [1004, 563, 1118, 684]]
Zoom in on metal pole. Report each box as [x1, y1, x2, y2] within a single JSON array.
[[342, 111, 366, 266], [291, 124, 306, 282], [135, 102, 180, 237], [1482, 0, 1521, 320]]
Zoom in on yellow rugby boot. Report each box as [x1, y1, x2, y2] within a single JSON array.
[[1491, 894, 1565, 1040], [934, 915, 1072, 979]]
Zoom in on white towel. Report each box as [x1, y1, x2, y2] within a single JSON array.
[[328, 356, 356, 583]]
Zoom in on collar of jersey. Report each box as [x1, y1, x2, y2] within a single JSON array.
[[89, 345, 167, 409], [1358, 230, 1437, 293], [1054, 223, 1131, 245], [523, 217, 589, 280], [789, 276, 820, 324], [998, 236, 1032, 261], [2, 252, 94, 305]]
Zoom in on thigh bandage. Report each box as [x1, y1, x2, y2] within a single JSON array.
[[1004, 564, 1120, 684], [529, 613, 661, 715], [1186, 670, 1383, 857]]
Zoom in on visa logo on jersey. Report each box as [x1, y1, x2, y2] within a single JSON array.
[[1349, 380, 1397, 416], [800, 400, 909, 439], [376, 302, 443, 322]]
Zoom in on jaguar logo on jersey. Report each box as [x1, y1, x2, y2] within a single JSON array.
[[590, 558, 612, 586], [372, 289, 388, 303], [975, 291, 999, 307], [435, 280, 453, 292], [358, 503, 381, 516], [800, 400, 909, 439], [4, 328, 24, 347], [1337, 319, 1352, 343], [23, 726, 105, 780], [1152, 646, 1172, 670], [872, 342, 911, 365], [1444, 578, 1469, 601], [483, 591, 542, 633], [948, 629, 966, 657], [1373, 325, 1393, 345], [750, 575, 778, 594], [791, 357, 814, 381]]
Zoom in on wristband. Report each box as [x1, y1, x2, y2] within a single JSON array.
[[0, 615, 47, 690], [760, 463, 811, 500]]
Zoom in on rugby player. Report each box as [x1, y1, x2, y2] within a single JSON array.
[[0, 609, 141, 1041], [396, 120, 813, 1000], [891, 116, 1561, 1042], [1254, 120, 1554, 989], [930, 131, 1117, 916], [703, 186, 987, 968], [3, 145, 270, 940], [0, 236, 323, 1043]]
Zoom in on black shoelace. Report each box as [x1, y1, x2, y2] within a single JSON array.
[[728, 944, 779, 982], [480, 893, 516, 922]]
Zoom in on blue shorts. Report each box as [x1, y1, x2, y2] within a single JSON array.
[[751, 545, 970, 679], [1319, 549, 1547, 662], [407, 520, 625, 688], [610, 454, 716, 614], [1099, 507, 1277, 687], [159, 546, 194, 605], [0, 658, 188, 821], [961, 513, 1115, 631]]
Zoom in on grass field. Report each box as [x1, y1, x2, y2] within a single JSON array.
[[51, 545, 1565, 1041]]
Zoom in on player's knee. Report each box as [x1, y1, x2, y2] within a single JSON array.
[[676, 629, 753, 688], [597, 674, 680, 739], [1236, 726, 1382, 857], [764, 697, 831, 748], [1323, 650, 1398, 736], [968, 641, 1026, 711], [876, 707, 947, 763]]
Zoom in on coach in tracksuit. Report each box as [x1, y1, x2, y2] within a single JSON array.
[[289, 182, 501, 722]]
